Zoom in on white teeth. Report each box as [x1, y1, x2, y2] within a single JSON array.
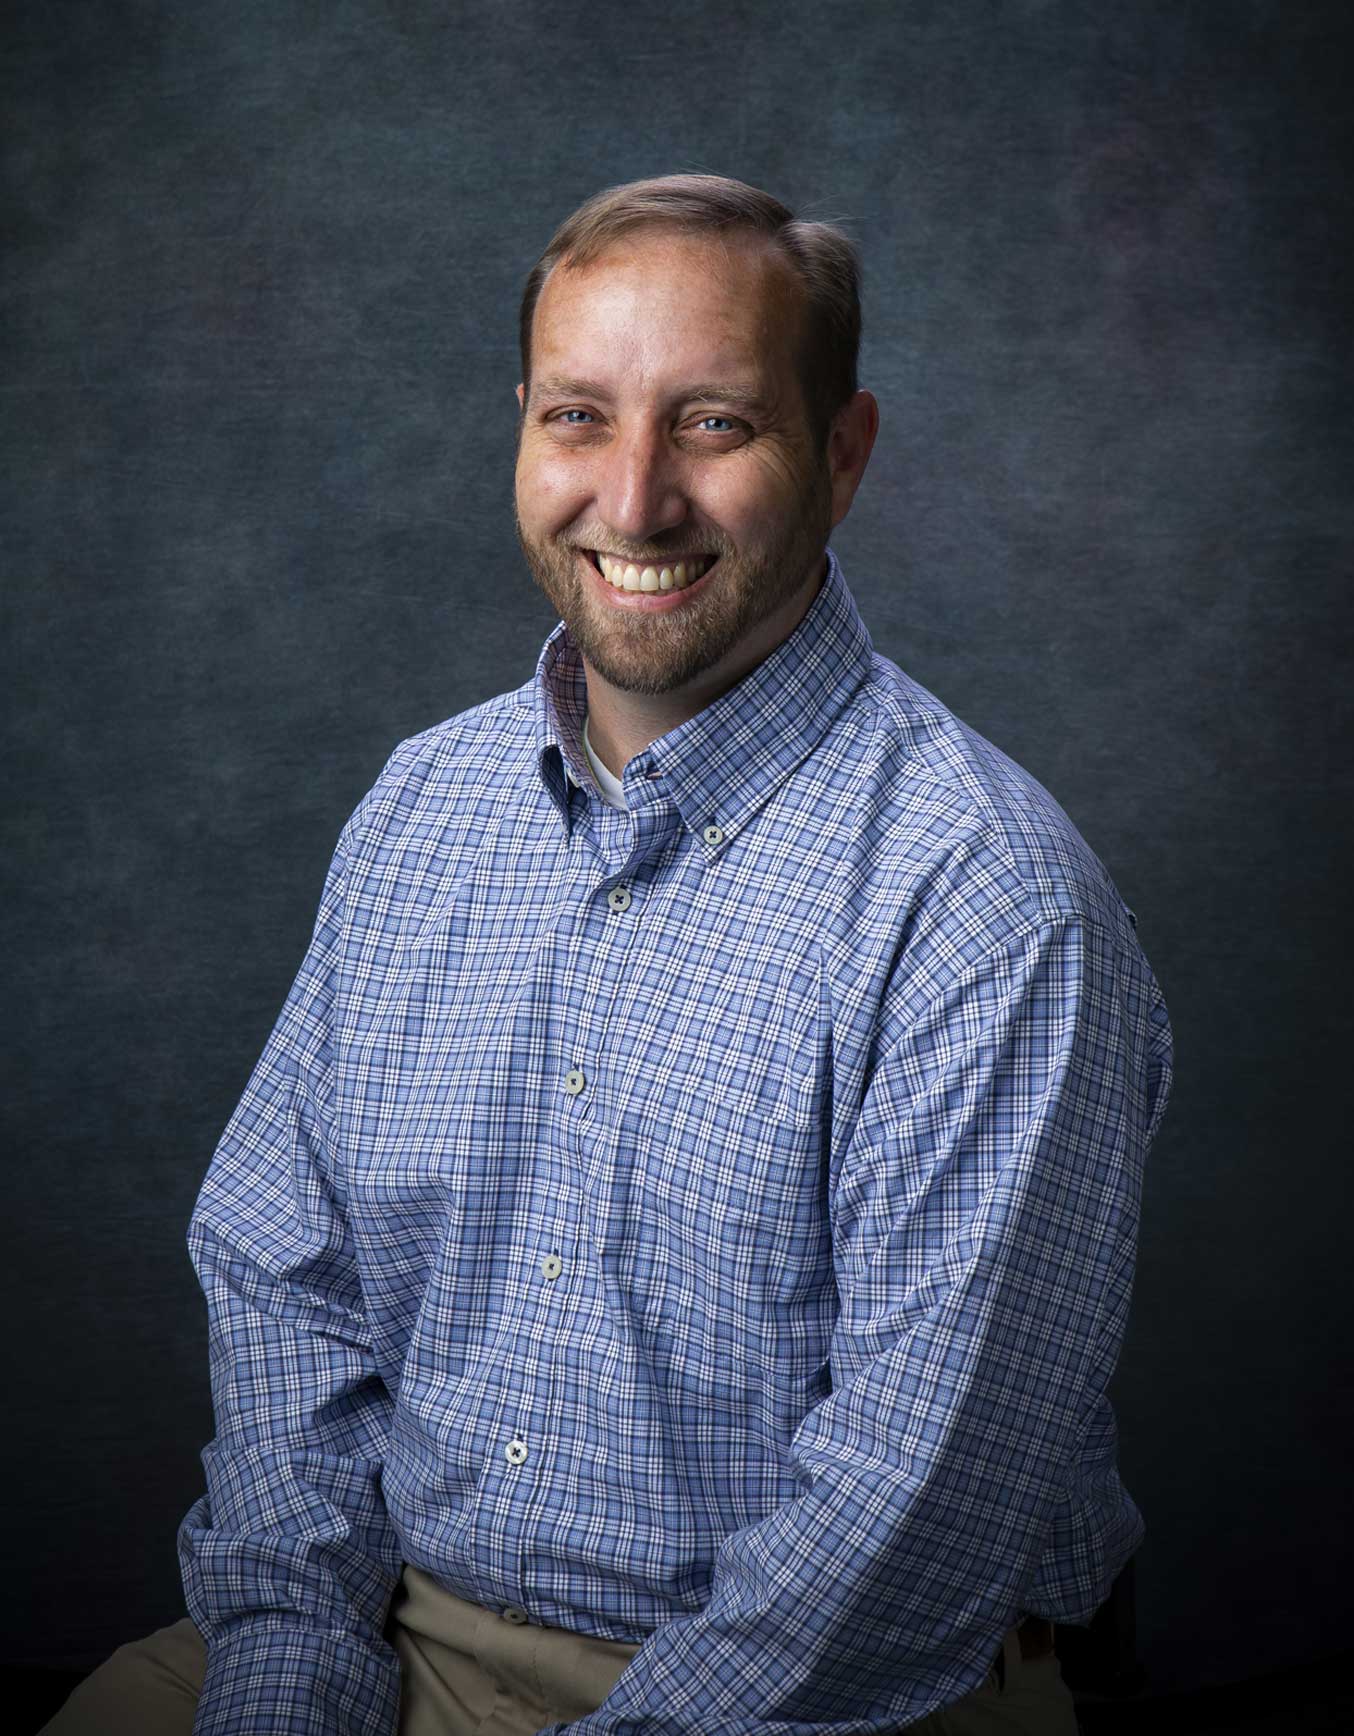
[[593, 552, 714, 592]]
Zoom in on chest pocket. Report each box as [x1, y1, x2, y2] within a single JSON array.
[[584, 1055, 831, 1416], [649, 1051, 817, 1129], [603, 1055, 828, 1272], [578, 928, 835, 1344]]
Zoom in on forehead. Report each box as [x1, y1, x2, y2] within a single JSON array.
[[529, 227, 805, 396]]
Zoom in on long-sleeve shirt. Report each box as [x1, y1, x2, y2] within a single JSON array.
[[178, 548, 1174, 1735]]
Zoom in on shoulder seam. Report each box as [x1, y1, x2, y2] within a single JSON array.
[[860, 684, 1144, 939], [335, 690, 533, 857]]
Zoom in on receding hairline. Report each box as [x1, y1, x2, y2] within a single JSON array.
[[546, 214, 790, 272], [530, 220, 808, 325], [523, 222, 814, 400]]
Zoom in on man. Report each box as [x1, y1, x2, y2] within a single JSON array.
[[47, 173, 1173, 1736]]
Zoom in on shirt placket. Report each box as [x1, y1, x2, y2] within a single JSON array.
[[500, 779, 680, 1622]]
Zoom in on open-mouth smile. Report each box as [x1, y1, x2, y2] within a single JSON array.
[[580, 548, 721, 611]]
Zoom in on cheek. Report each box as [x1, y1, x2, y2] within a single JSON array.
[[755, 442, 814, 496], [706, 448, 810, 532], [516, 451, 588, 529]]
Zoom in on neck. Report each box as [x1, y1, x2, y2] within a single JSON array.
[[582, 552, 827, 778]]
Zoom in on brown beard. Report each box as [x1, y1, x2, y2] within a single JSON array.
[[513, 472, 833, 698]]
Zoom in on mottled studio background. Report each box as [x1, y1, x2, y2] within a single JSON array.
[[4, 0, 1351, 1704]]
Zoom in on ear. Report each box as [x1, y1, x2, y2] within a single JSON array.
[[516, 383, 525, 410], [827, 390, 880, 531]]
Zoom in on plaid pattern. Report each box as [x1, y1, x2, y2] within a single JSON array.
[[178, 550, 1173, 1734]]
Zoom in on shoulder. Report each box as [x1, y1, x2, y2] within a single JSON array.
[[838, 651, 1142, 955], [836, 655, 1171, 1090], [338, 679, 537, 857]]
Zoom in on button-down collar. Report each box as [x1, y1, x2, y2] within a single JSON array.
[[533, 548, 874, 841]]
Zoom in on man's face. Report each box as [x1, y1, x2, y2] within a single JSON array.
[[513, 227, 835, 697]]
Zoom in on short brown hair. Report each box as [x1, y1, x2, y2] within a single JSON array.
[[518, 173, 861, 449]]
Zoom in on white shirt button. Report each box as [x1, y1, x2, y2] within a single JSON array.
[[607, 886, 632, 912], [502, 1604, 529, 1626], [541, 1254, 564, 1281], [702, 824, 725, 846], [564, 1069, 586, 1095], [505, 1438, 528, 1465]]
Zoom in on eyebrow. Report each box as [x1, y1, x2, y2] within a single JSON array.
[[529, 376, 774, 418]]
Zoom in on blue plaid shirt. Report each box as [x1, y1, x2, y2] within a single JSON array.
[[179, 550, 1173, 1734]]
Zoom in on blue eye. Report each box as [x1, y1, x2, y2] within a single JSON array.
[[561, 409, 595, 425], [697, 416, 735, 433]]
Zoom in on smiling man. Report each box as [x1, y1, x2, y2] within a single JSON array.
[[46, 175, 1173, 1736], [512, 219, 861, 753]]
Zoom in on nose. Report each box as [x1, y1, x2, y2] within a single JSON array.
[[595, 420, 689, 544]]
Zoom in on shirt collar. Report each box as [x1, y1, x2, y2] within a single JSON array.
[[532, 546, 874, 841]]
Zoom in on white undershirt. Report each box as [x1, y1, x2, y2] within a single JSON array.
[[582, 714, 627, 809]]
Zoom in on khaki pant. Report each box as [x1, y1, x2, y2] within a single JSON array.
[[41, 1565, 1079, 1734]]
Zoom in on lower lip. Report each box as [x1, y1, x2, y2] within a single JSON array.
[[579, 550, 720, 612]]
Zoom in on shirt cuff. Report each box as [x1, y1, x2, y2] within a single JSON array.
[[192, 1621, 400, 1736]]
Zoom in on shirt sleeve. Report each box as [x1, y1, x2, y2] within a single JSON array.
[[540, 913, 1174, 1736], [177, 829, 404, 1736]]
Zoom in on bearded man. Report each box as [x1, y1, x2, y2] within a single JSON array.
[[46, 173, 1173, 1736]]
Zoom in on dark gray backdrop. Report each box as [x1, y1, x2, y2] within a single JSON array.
[[5, 0, 1351, 1700]]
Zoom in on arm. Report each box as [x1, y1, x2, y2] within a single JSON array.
[[543, 914, 1173, 1736], [177, 830, 404, 1736]]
